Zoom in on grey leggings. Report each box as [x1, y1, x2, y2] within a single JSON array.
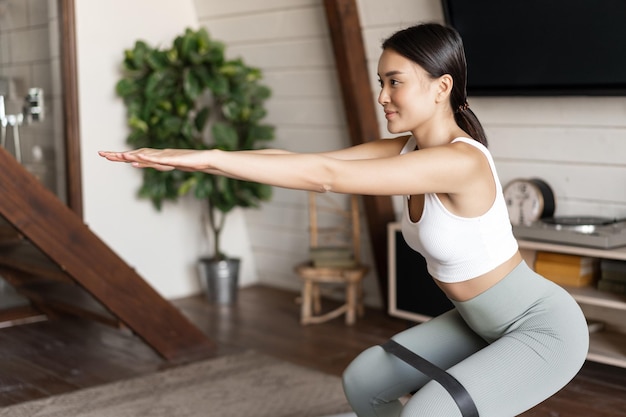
[[342, 261, 589, 417]]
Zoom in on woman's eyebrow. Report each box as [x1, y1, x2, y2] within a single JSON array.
[[381, 70, 404, 77]]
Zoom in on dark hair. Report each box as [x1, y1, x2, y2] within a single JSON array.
[[382, 23, 488, 147]]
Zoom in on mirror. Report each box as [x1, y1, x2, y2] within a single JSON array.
[[0, 0, 82, 217]]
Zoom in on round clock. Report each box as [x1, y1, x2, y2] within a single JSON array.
[[503, 178, 555, 226]]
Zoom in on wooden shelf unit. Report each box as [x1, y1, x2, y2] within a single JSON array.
[[518, 239, 626, 368]]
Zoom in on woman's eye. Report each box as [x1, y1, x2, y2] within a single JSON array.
[[378, 78, 400, 88]]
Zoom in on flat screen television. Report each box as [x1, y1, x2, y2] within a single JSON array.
[[441, 0, 626, 96]]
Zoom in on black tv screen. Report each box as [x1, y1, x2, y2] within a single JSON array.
[[441, 0, 626, 96]]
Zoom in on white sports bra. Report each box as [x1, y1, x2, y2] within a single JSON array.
[[400, 136, 518, 283]]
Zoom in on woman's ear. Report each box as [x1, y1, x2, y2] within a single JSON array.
[[436, 74, 454, 103]]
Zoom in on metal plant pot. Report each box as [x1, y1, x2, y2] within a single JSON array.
[[198, 258, 240, 305]]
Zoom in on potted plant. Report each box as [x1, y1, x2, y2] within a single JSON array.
[[116, 28, 275, 303]]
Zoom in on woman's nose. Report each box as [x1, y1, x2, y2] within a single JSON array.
[[378, 89, 388, 106]]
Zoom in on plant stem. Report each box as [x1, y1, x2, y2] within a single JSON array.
[[206, 199, 227, 260]]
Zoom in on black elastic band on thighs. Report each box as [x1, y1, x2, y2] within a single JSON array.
[[381, 339, 479, 417]]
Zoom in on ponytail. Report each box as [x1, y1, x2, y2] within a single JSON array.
[[454, 106, 488, 147]]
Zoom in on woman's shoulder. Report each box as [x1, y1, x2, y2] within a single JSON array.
[[451, 136, 483, 147], [450, 137, 490, 158]]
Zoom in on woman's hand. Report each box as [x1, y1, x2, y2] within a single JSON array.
[[98, 148, 213, 172]]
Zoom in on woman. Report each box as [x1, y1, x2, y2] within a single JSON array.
[[100, 23, 589, 417]]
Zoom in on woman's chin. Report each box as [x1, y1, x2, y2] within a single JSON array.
[[386, 125, 408, 135]]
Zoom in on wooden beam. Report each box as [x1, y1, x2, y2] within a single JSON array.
[[323, 0, 395, 308]]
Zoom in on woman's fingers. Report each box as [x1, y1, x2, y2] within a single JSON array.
[[98, 151, 131, 162], [98, 150, 176, 171], [99, 148, 209, 172]]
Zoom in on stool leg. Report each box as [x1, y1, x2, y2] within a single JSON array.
[[312, 283, 322, 314], [346, 282, 357, 325], [301, 279, 313, 325]]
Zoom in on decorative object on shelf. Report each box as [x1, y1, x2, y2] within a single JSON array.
[[598, 259, 626, 295], [534, 251, 599, 287], [514, 216, 626, 249], [116, 28, 275, 304], [503, 178, 555, 226]]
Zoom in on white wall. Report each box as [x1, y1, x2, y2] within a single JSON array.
[[74, 0, 626, 304], [74, 0, 258, 299]]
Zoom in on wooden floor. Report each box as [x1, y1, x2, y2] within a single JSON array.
[[0, 284, 625, 416]]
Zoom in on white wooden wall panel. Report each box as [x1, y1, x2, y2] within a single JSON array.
[[195, 0, 317, 18], [473, 97, 626, 127], [265, 97, 345, 127], [228, 39, 334, 70], [488, 127, 626, 165], [274, 126, 351, 154], [200, 7, 327, 43], [357, 0, 442, 27], [263, 69, 339, 97]]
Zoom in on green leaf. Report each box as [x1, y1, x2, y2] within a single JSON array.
[[146, 50, 169, 71], [212, 122, 238, 150], [116, 78, 136, 97], [178, 177, 197, 196], [256, 183, 273, 200], [183, 69, 202, 99], [131, 40, 151, 69], [145, 72, 165, 98], [128, 115, 149, 133], [196, 28, 211, 53], [207, 73, 229, 96], [193, 174, 214, 199], [194, 107, 210, 131]]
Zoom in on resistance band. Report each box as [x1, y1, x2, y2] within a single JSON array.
[[381, 339, 479, 417]]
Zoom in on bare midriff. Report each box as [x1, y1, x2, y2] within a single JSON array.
[[434, 251, 524, 302]]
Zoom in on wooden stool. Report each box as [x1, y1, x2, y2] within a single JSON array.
[[294, 193, 368, 325]]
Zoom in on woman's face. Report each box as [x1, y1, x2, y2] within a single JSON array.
[[377, 49, 440, 135]]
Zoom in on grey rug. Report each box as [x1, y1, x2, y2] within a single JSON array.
[[0, 351, 352, 417]]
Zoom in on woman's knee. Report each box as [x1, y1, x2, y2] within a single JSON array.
[[342, 345, 416, 416], [342, 345, 381, 398]]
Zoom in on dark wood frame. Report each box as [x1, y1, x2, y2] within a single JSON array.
[[59, 0, 83, 218], [323, 0, 395, 308]]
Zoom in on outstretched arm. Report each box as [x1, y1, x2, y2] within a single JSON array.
[[98, 147, 368, 192], [98, 138, 483, 197]]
